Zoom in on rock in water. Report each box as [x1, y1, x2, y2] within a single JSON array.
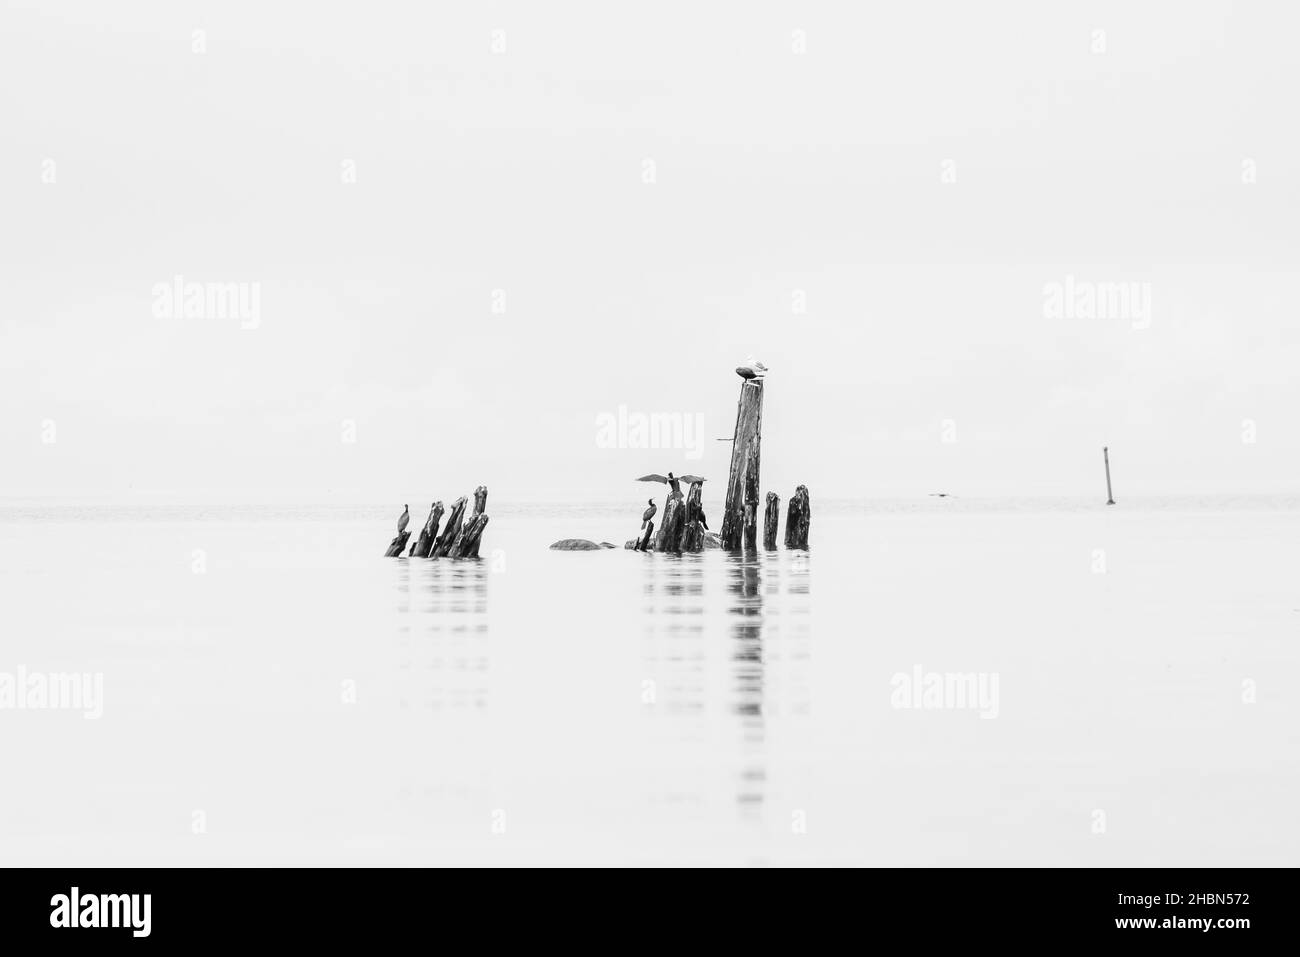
[[550, 539, 605, 551]]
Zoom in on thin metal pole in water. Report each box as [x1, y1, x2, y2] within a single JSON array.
[[1103, 446, 1115, 505]]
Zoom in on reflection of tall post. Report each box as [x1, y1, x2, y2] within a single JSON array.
[[1103, 446, 1115, 506], [720, 380, 764, 550], [726, 556, 766, 814]]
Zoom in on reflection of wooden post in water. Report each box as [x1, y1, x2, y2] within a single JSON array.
[[1103, 446, 1115, 505], [720, 380, 764, 550], [763, 492, 780, 550]]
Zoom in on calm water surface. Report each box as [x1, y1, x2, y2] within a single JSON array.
[[1, 497, 1297, 865]]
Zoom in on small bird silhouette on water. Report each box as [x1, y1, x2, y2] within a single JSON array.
[[397, 504, 409, 535], [636, 472, 705, 500], [641, 499, 657, 528], [736, 356, 768, 380]]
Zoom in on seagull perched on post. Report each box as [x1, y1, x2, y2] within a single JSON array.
[[397, 504, 409, 535], [636, 472, 705, 500], [735, 356, 768, 380]]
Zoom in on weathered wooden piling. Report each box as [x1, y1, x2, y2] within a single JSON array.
[[741, 442, 760, 550], [763, 492, 780, 549], [384, 531, 412, 557], [655, 493, 686, 553], [636, 521, 655, 552], [450, 485, 490, 557], [413, 501, 445, 558], [784, 485, 810, 549], [432, 496, 468, 558], [453, 514, 490, 558], [720, 379, 764, 550], [681, 480, 707, 552], [1103, 446, 1115, 505]]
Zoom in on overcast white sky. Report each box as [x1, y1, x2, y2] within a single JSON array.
[[2, 1, 1297, 503]]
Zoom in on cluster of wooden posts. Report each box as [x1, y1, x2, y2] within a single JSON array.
[[635, 379, 810, 553], [385, 486, 490, 558]]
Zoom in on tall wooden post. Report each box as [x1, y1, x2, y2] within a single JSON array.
[[1103, 446, 1115, 505], [720, 379, 764, 550]]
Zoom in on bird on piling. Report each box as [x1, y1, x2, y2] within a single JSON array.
[[397, 504, 409, 535], [641, 499, 657, 529], [735, 356, 768, 380], [636, 472, 705, 500]]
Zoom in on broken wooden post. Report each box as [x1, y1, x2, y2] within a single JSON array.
[[453, 514, 490, 558], [654, 492, 686, 553], [384, 531, 412, 557], [636, 521, 654, 552], [431, 496, 468, 557], [449, 485, 490, 557], [681, 480, 706, 552], [1103, 446, 1115, 505], [413, 501, 445, 558], [784, 485, 810, 549], [763, 492, 780, 549], [720, 379, 764, 550]]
